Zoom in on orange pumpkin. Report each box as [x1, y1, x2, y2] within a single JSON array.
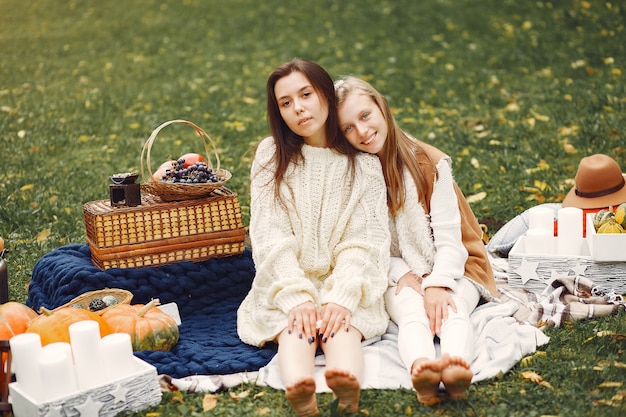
[[26, 306, 113, 346], [101, 299, 179, 351], [0, 302, 38, 340], [0, 302, 38, 372]]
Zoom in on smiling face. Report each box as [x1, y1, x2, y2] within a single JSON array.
[[274, 71, 329, 147], [337, 92, 388, 156]]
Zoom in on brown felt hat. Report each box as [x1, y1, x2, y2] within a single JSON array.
[[562, 154, 626, 209]]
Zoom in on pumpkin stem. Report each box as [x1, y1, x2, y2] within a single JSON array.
[[39, 307, 54, 316], [137, 298, 161, 317]]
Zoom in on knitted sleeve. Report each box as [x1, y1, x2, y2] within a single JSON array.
[[248, 138, 317, 315], [421, 156, 468, 292], [320, 154, 390, 315]]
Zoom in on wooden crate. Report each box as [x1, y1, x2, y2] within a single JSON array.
[[9, 357, 161, 417], [83, 187, 246, 269]]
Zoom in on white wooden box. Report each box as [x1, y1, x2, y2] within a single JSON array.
[[508, 235, 626, 295], [9, 357, 161, 417], [586, 213, 626, 262]]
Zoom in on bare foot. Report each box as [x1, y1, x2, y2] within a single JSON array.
[[286, 377, 319, 416], [411, 358, 443, 406], [324, 368, 360, 414], [440, 353, 473, 400]]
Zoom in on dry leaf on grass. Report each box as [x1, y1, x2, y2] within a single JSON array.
[[599, 381, 623, 388], [230, 389, 251, 400], [203, 393, 218, 411], [520, 370, 553, 389]]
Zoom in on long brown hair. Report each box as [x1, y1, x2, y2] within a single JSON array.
[[335, 76, 434, 214], [266, 59, 357, 198]]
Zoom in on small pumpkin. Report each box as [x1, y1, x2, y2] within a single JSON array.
[[101, 299, 179, 352], [613, 202, 626, 229], [26, 306, 113, 346], [597, 218, 625, 234], [593, 209, 614, 231], [0, 302, 38, 371], [0, 301, 38, 340]]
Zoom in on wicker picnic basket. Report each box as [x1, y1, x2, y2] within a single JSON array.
[[52, 288, 133, 315], [140, 119, 232, 201], [83, 188, 246, 269]]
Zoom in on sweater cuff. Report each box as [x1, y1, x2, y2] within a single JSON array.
[[421, 274, 458, 293], [388, 257, 412, 286]]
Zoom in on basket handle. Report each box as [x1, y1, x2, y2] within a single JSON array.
[[140, 119, 221, 183]]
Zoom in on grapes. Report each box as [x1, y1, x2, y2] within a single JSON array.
[[159, 159, 221, 184]]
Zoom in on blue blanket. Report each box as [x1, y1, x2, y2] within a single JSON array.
[[27, 244, 276, 378]]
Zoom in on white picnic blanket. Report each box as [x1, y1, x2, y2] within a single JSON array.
[[253, 300, 548, 392], [160, 254, 625, 394], [161, 296, 549, 393]]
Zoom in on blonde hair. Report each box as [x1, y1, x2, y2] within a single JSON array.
[[335, 76, 434, 214]]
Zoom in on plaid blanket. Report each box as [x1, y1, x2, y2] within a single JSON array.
[[498, 274, 625, 328]]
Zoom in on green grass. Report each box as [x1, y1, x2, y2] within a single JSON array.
[[1, 0, 625, 415]]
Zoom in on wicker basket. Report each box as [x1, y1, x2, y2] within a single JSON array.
[[141, 119, 232, 201], [83, 187, 246, 269], [52, 288, 133, 315]]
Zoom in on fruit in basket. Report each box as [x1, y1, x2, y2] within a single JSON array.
[[596, 218, 625, 234], [0, 301, 38, 339], [152, 160, 177, 181], [178, 153, 206, 168], [593, 209, 614, 231], [101, 298, 179, 351], [158, 158, 221, 184], [614, 202, 626, 228], [26, 306, 113, 345]]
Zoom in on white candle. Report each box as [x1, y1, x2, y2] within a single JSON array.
[[528, 206, 555, 233], [9, 333, 43, 401], [101, 333, 137, 381], [69, 320, 107, 389], [524, 228, 553, 255], [557, 207, 584, 255], [39, 345, 77, 401]]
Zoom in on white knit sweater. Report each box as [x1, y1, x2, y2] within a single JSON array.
[[237, 137, 391, 347], [388, 156, 469, 292]]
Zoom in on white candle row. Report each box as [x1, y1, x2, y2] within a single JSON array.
[[525, 206, 584, 256], [9, 320, 137, 403]]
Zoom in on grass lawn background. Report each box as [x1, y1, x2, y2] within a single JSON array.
[[1, 0, 625, 415]]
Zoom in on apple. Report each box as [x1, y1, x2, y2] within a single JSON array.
[[178, 153, 206, 168], [152, 160, 177, 181]]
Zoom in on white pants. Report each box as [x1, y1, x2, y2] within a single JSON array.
[[384, 278, 480, 371]]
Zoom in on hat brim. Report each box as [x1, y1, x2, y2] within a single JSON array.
[[562, 173, 626, 209]]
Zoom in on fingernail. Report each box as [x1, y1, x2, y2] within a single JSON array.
[[299, 333, 303, 339], [308, 337, 315, 344], [288, 330, 292, 335], [323, 337, 327, 343], [330, 332, 335, 338]]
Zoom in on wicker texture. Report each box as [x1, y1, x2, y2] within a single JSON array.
[[83, 187, 246, 269], [141, 119, 231, 201], [53, 288, 133, 315]]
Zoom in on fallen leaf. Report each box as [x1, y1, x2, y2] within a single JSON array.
[[599, 381, 623, 388], [203, 393, 218, 411], [230, 390, 250, 400], [257, 407, 271, 415], [520, 370, 553, 389], [36, 229, 51, 243], [520, 351, 546, 367], [466, 192, 487, 203]]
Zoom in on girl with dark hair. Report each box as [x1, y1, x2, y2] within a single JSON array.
[[237, 60, 390, 416], [336, 76, 498, 405]]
